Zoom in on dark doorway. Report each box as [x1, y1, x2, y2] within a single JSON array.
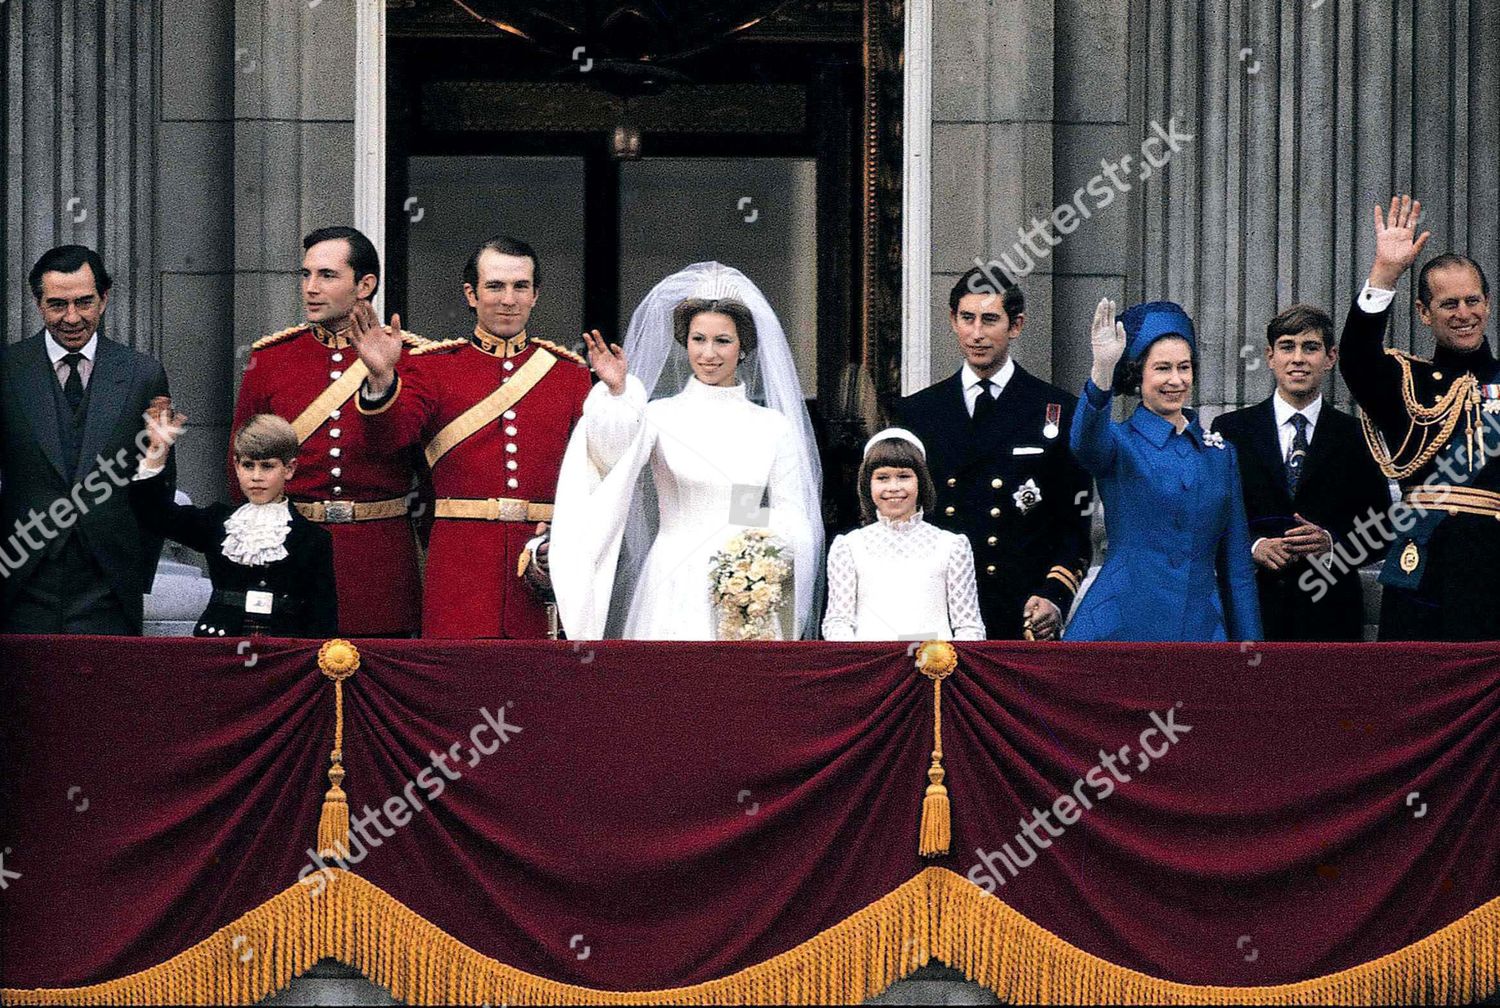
[[385, 0, 901, 532]]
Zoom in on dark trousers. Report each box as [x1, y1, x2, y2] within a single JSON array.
[[1378, 515, 1500, 642], [1, 533, 132, 635], [980, 587, 1027, 641]]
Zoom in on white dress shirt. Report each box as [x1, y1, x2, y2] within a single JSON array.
[[1273, 389, 1323, 463], [1358, 283, 1397, 314], [1250, 392, 1326, 556], [962, 358, 1016, 417], [45, 331, 98, 389]]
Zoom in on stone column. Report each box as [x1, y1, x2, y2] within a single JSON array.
[[926, 0, 1059, 387], [158, 0, 237, 504], [1125, 0, 1500, 421], [3, 0, 157, 354], [232, 0, 357, 428]]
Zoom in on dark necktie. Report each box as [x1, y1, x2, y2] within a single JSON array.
[[1286, 413, 1309, 496], [61, 352, 86, 415], [972, 378, 996, 426]]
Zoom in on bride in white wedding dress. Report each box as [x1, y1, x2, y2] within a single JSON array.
[[550, 263, 824, 640]]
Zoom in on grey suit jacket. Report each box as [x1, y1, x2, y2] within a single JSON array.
[[0, 330, 172, 632]]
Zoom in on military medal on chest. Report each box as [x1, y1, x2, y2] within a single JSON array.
[[1043, 402, 1061, 440]]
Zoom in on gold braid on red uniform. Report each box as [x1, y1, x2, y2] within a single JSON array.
[[410, 338, 470, 357], [530, 338, 587, 367], [251, 325, 306, 352]]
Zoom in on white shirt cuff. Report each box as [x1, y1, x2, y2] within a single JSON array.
[[1358, 283, 1397, 314], [133, 459, 167, 481]]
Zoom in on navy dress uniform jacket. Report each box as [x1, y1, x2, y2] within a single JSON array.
[[1339, 299, 1500, 640], [896, 366, 1093, 639]]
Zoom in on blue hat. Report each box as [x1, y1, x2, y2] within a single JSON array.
[[1121, 301, 1196, 363]]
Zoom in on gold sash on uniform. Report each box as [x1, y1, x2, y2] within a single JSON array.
[[289, 361, 370, 445], [424, 349, 557, 469]]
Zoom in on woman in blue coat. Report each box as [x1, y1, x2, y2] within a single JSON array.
[[1064, 298, 1262, 641]]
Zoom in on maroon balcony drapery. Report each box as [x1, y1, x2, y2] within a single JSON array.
[[0, 637, 1495, 1003]]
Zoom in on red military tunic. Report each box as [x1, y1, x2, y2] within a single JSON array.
[[358, 328, 592, 639], [232, 323, 426, 635]]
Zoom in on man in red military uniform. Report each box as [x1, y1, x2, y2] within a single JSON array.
[[231, 226, 426, 636], [352, 235, 592, 639]]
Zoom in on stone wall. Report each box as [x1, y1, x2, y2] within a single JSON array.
[[930, 0, 1500, 422]]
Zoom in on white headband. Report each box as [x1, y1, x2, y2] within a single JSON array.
[[863, 427, 926, 460]]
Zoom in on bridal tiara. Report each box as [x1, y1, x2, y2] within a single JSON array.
[[688, 262, 749, 303]]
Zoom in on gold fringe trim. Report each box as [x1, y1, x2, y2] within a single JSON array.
[[5, 868, 1494, 1005]]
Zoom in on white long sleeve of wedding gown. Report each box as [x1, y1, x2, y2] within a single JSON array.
[[583, 375, 651, 475]]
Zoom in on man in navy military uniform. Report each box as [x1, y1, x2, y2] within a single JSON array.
[[1213, 304, 1392, 641], [1340, 194, 1500, 641], [896, 267, 1093, 639]]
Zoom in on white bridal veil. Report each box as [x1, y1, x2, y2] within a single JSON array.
[[550, 261, 825, 639]]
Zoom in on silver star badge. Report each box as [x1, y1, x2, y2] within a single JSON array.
[[1012, 478, 1043, 514]]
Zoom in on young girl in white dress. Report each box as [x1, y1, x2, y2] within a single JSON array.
[[821, 429, 985, 641]]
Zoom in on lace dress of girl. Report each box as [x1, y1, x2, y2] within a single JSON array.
[[821, 510, 985, 641], [550, 262, 824, 640]]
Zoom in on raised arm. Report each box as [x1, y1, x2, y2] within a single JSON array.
[[1070, 298, 1127, 476], [578, 330, 649, 473], [351, 305, 435, 453], [1340, 196, 1432, 428], [128, 399, 222, 555]]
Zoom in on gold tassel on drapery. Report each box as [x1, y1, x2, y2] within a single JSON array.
[[315, 639, 360, 861], [914, 640, 958, 857]]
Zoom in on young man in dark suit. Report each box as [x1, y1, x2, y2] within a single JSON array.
[[895, 268, 1093, 640], [1211, 304, 1392, 641], [0, 245, 173, 634]]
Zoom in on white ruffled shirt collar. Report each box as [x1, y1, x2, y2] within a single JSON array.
[[222, 499, 292, 566], [875, 508, 924, 532]]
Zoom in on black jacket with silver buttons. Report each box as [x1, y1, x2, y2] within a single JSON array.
[[129, 473, 337, 638]]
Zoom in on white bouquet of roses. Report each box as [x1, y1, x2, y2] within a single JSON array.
[[708, 529, 793, 640]]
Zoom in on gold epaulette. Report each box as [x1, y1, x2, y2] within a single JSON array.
[[531, 337, 587, 367], [410, 337, 469, 357], [1383, 347, 1433, 366], [399, 330, 428, 350], [251, 324, 308, 351]]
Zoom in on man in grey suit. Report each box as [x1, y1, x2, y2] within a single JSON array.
[[0, 245, 172, 634]]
